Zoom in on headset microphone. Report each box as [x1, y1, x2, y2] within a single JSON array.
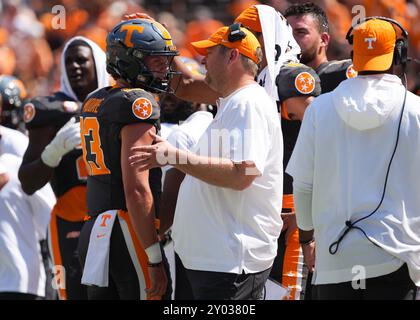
[[407, 57, 420, 65]]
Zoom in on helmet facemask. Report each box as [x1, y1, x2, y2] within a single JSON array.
[[131, 48, 178, 93]]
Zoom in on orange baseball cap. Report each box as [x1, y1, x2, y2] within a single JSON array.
[[352, 19, 397, 72], [191, 26, 261, 64], [234, 6, 262, 33]]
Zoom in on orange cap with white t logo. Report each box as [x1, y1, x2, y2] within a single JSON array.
[[352, 19, 397, 72]]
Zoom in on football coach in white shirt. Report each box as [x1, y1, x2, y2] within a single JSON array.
[[128, 24, 284, 300]]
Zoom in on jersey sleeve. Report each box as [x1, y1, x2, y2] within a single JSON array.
[[104, 89, 160, 127], [317, 59, 357, 93], [23, 96, 76, 130]]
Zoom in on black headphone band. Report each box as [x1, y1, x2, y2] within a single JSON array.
[[228, 23, 247, 42], [346, 16, 408, 44]]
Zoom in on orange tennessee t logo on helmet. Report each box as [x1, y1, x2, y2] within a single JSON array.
[[132, 97, 153, 120], [120, 25, 145, 47]]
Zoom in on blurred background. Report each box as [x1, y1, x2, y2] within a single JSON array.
[[0, 0, 419, 97]]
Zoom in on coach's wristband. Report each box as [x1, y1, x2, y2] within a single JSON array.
[[299, 238, 315, 246], [145, 242, 162, 264], [147, 261, 163, 268]]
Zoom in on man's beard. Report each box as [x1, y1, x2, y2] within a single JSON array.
[[299, 48, 317, 65]]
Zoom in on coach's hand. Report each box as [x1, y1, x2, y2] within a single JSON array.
[[146, 263, 168, 299], [123, 12, 155, 21], [129, 130, 177, 171], [302, 240, 316, 273], [122, 12, 169, 30]]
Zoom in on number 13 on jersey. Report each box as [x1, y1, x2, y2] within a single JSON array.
[[80, 117, 110, 176]]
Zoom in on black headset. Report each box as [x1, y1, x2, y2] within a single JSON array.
[[330, 16, 410, 257], [228, 23, 247, 42], [345, 16, 408, 68]]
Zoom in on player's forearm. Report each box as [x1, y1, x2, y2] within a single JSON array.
[[18, 159, 54, 195], [173, 149, 252, 191], [172, 57, 219, 105], [125, 187, 160, 249]]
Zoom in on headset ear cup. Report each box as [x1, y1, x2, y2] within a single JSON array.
[[394, 39, 403, 65], [400, 38, 408, 66], [394, 38, 409, 66]]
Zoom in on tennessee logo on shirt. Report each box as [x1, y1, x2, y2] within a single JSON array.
[[132, 97, 153, 120], [23, 103, 36, 123], [346, 64, 358, 79], [294, 72, 315, 94]]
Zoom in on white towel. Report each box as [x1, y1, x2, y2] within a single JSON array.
[[81, 210, 117, 287], [256, 5, 301, 101], [60, 36, 110, 103]]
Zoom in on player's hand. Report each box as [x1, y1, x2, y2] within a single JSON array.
[[129, 130, 177, 170], [302, 240, 316, 273], [146, 263, 168, 299], [122, 12, 155, 21], [41, 117, 81, 168], [281, 212, 298, 244]]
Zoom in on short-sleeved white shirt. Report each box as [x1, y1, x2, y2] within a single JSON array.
[[172, 83, 283, 274], [167, 111, 213, 151], [160, 122, 179, 140]]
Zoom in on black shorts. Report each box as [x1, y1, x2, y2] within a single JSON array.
[[174, 251, 194, 300], [0, 292, 43, 300], [315, 263, 418, 300], [182, 260, 271, 300]]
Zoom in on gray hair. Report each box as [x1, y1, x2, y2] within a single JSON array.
[[219, 45, 262, 77]]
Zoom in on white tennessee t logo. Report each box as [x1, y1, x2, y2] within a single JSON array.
[[364, 37, 377, 49]]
